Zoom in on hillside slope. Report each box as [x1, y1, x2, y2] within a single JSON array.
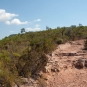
[[17, 39, 87, 87], [0, 25, 87, 86]]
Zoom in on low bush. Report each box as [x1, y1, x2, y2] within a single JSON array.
[[56, 38, 63, 44], [16, 51, 48, 77]]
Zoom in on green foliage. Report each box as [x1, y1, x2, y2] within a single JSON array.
[[56, 38, 63, 44], [21, 28, 25, 34], [13, 53, 20, 57], [0, 24, 87, 86], [17, 51, 48, 77]]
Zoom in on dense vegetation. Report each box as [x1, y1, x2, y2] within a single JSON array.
[[0, 24, 87, 86]]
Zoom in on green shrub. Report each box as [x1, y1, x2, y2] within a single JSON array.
[[56, 38, 63, 44], [17, 51, 48, 77], [13, 53, 20, 58]]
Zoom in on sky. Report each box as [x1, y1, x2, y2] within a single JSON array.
[[0, 0, 87, 39]]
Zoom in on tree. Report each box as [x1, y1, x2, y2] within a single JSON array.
[[46, 26, 50, 30], [71, 25, 76, 29], [79, 23, 82, 27], [61, 27, 65, 36], [21, 28, 25, 34]]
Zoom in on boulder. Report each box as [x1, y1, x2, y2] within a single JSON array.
[[84, 60, 87, 67], [51, 68, 59, 72], [72, 58, 86, 69]]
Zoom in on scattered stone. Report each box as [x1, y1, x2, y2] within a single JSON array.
[[72, 58, 87, 69], [85, 60, 87, 67], [61, 53, 77, 56], [51, 68, 59, 72]]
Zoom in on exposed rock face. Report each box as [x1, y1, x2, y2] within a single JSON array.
[[72, 58, 87, 69], [85, 60, 87, 67], [44, 40, 86, 74], [73, 59, 85, 69], [45, 39, 87, 87]]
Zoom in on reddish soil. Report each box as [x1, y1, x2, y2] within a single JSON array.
[[46, 39, 87, 87]]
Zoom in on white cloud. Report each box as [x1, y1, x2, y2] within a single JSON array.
[[10, 31, 14, 33], [6, 18, 29, 25], [35, 24, 40, 27], [0, 9, 41, 26], [34, 19, 41, 22], [37, 19, 41, 21], [26, 24, 41, 31], [26, 27, 41, 31], [6, 21, 10, 25], [0, 9, 18, 21]]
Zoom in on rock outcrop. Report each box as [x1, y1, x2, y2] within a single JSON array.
[[45, 39, 87, 87]]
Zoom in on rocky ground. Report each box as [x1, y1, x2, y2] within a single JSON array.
[[45, 39, 87, 87], [13, 39, 87, 87]]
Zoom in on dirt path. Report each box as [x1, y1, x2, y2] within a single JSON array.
[[46, 39, 87, 87]]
